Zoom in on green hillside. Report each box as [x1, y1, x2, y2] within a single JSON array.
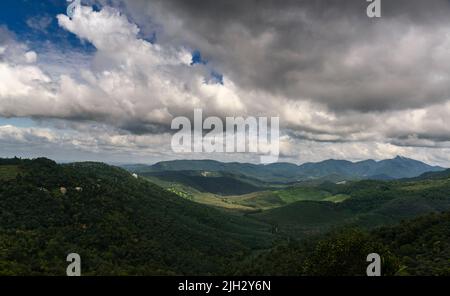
[[0, 158, 274, 275], [249, 175, 450, 238], [1, 157, 450, 276], [237, 211, 450, 276], [252, 201, 353, 238], [142, 174, 349, 212], [0, 163, 20, 181], [141, 170, 265, 195]]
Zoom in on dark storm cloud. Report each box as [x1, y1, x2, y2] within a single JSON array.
[[119, 0, 450, 112]]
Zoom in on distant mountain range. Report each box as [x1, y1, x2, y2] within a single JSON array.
[[122, 156, 446, 183]]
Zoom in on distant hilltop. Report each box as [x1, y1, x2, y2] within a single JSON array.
[[122, 156, 446, 183]]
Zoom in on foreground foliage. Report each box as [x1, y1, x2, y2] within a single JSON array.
[[1, 158, 449, 275]]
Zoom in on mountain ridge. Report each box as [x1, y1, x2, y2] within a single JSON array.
[[123, 156, 445, 183]]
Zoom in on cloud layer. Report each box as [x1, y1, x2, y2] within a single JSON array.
[[1, 1, 450, 165]]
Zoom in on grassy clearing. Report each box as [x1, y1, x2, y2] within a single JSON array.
[[0, 165, 20, 181], [324, 194, 350, 203]]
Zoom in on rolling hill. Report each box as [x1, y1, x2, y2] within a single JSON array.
[[250, 174, 450, 238], [140, 170, 266, 196], [139, 171, 349, 212], [0, 158, 274, 275], [237, 211, 450, 276], [123, 156, 445, 183], [1, 157, 450, 275]]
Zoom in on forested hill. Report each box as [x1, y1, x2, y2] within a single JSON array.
[[237, 211, 450, 276], [126, 156, 445, 182], [1, 157, 449, 276], [0, 158, 274, 275]]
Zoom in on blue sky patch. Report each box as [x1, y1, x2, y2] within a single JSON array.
[[0, 0, 95, 54], [191, 50, 208, 65]]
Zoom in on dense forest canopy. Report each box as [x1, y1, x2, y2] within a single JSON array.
[[0, 158, 449, 275]]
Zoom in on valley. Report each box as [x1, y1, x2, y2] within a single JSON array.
[[1, 157, 450, 275]]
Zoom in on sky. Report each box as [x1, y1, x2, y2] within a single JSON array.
[[1, 0, 450, 166]]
